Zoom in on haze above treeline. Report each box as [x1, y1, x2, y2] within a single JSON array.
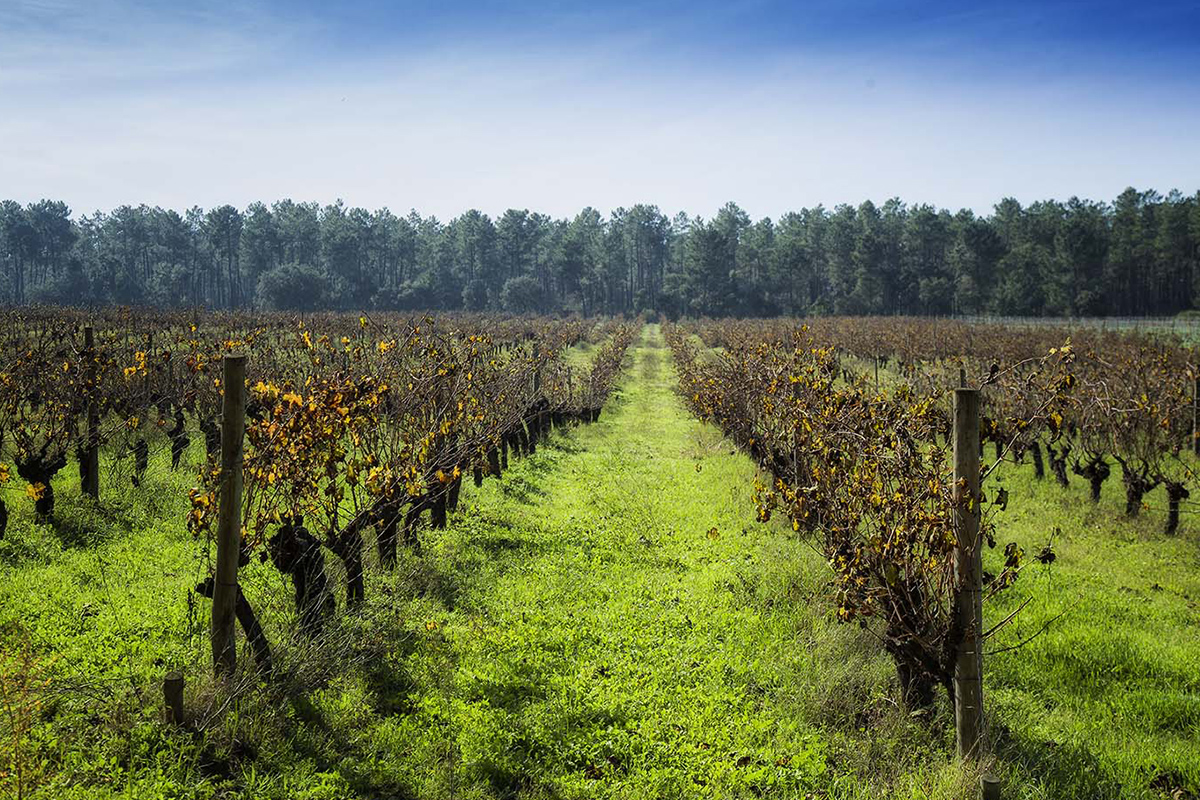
[[2, 187, 1197, 319]]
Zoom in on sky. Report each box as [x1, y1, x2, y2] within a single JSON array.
[[0, 0, 1198, 221]]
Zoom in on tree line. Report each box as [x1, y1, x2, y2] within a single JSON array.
[[1, 188, 1197, 317]]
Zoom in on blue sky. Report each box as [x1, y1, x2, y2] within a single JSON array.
[[1, 0, 1198, 220]]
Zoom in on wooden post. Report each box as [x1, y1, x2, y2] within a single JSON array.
[[1192, 375, 1199, 457], [212, 354, 246, 678], [981, 772, 1001, 800], [82, 326, 100, 499], [874, 356, 879, 389], [532, 342, 541, 395], [953, 387, 984, 760], [163, 671, 185, 724]]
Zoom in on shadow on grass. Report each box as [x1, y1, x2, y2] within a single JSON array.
[[477, 532, 541, 557], [993, 723, 1126, 799], [545, 429, 586, 455], [472, 695, 633, 796], [48, 509, 117, 549], [403, 554, 469, 611], [278, 693, 421, 800], [363, 655, 419, 717], [44, 493, 139, 549], [498, 474, 548, 506]]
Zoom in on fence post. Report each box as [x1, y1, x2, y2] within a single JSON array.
[[82, 325, 100, 499], [212, 354, 246, 678], [953, 387, 984, 760]]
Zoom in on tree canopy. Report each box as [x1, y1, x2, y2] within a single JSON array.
[[1, 189, 1197, 317]]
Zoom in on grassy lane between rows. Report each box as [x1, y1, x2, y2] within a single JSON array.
[[980, 453, 1200, 799], [325, 323, 975, 800]]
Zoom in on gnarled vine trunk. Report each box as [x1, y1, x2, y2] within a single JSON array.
[[325, 524, 366, 607], [1164, 481, 1189, 535], [16, 451, 68, 519], [131, 438, 149, 487], [196, 577, 273, 675], [1072, 456, 1110, 502], [267, 520, 336, 637], [1117, 462, 1158, 516], [168, 410, 189, 469], [1047, 444, 1070, 487], [1030, 441, 1045, 479]]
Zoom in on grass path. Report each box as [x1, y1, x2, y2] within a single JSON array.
[[267, 321, 988, 800], [371, 323, 842, 798]]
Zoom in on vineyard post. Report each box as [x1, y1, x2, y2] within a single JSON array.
[[953, 387, 984, 760], [532, 342, 541, 395], [82, 325, 100, 499], [981, 772, 1001, 800], [163, 671, 184, 725], [212, 354, 246, 678], [1192, 374, 1199, 456]]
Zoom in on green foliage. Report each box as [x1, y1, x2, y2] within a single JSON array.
[[371, 281, 434, 311], [461, 278, 490, 311], [500, 275, 545, 314], [26, 261, 90, 307], [255, 263, 332, 311]]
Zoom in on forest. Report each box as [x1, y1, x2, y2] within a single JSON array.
[[2, 187, 1198, 318]]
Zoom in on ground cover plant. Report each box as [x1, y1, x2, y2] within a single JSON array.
[[0, 313, 1196, 800]]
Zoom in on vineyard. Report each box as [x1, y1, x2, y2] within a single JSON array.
[[0, 314, 1197, 799]]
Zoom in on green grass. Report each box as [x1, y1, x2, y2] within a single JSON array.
[[981, 458, 1200, 799], [0, 323, 1197, 799], [562, 339, 598, 371], [843, 343, 1200, 796]]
